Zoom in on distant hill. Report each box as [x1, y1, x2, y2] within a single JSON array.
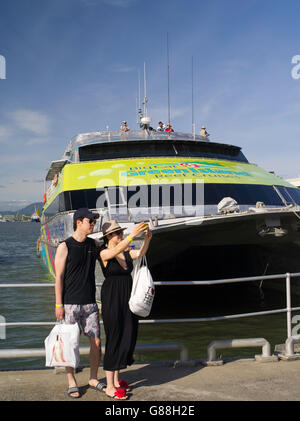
[[0, 202, 43, 216], [19, 202, 43, 216]]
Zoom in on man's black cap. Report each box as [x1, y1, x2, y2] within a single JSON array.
[[73, 208, 100, 222]]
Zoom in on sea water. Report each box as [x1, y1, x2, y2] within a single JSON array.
[[0, 222, 299, 371]]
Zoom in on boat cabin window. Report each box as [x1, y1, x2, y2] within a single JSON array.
[[78, 140, 248, 164], [43, 183, 300, 222], [285, 186, 300, 204], [275, 185, 300, 206]]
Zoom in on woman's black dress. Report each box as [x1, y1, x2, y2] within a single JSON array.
[[99, 250, 139, 371]]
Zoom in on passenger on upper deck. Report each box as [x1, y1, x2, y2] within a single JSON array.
[[157, 121, 165, 132], [53, 173, 59, 187], [120, 121, 130, 132], [199, 125, 210, 138], [165, 123, 174, 132]]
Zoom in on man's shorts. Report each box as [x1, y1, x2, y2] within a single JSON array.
[[64, 303, 100, 338]]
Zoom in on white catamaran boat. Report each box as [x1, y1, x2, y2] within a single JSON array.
[[0, 215, 8, 223], [37, 119, 300, 312], [31, 205, 40, 222]]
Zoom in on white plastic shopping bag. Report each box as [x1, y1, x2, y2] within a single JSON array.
[[129, 256, 155, 317], [44, 322, 80, 368]]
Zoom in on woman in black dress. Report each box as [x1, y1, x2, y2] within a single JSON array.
[[99, 220, 152, 400]]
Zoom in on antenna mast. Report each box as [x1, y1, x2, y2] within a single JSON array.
[[191, 56, 195, 140], [142, 62, 148, 117], [138, 68, 141, 107], [138, 63, 151, 130], [167, 32, 171, 125], [137, 69, 142, 126]]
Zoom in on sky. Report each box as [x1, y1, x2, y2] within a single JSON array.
[[0, 0, 300, 211]]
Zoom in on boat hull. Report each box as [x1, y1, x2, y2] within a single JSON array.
[[38, 208, 300, 281]]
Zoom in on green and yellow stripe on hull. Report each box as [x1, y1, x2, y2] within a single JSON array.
[[44, 156, 293, 212], [38, 225, 56, 278]]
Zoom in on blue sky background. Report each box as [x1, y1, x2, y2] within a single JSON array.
[[1, 0, 300, 210]]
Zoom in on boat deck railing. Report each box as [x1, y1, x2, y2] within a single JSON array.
[[69, 129, 210, 146], [61, 130, 212, 160], [1, 271, 300, 364]]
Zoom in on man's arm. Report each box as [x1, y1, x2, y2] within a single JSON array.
[[54, 242, 68, 320]]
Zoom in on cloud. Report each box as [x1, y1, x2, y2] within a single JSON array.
[[11, 109, 50, 135], [1, 152, 46, 164], [20, 178, 43, 183], [197, 87, 232, 121], [150, 106, 190, 123], [0, 180, 44, 204], [219, 59, 249, 75], [0, 200, 32, 212], [0, 125, 13, 143], [25, 137, 49, 146], [112, 65, 136, 73]]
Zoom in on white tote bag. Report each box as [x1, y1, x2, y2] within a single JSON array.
[[129, 256, 155, 317], [44, 322, 80, 368]]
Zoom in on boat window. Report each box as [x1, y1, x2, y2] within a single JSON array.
[[204, 184, 283, 206], [43, 183, 293, 223], [274, 186, 296, 206], [94, 183, 283, 209], [43, 196, 60, 219], [78, 140, 248, 164], [105, 186, 126, 207], [70, 190, 88, 210], [86, 188, 103, 208], [63, 191, 72, 211], [280, 186, 300, 205], [43, 192, 70, 220], [125, 184, 201, 208]]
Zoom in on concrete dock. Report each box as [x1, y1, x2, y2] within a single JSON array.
[[1, 357, 300, 401]]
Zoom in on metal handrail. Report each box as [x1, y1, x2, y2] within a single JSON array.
[[1, 271, 300, 288], [2, 307, 300, 327], [0, 343, 189, 363], [207, 338, 272, 362], [1, 271, 300, 355]]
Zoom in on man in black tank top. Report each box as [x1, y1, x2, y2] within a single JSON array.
[[54, 208, 102, 398]]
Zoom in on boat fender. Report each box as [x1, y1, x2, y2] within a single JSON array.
[[217, 197, 239, 214]]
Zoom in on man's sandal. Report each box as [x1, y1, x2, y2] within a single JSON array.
[[89, 382, 106, 393], [67, 386, 80, 399]]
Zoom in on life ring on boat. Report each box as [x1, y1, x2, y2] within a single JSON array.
[[43, 193, 47, 205]]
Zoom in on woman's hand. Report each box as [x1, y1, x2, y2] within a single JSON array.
[[145, 228, 152, 241], [130, 225, 152, 259], [131, 222, 148, 239]]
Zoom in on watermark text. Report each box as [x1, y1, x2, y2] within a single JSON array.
[[96, 175, 205, 221], [0, 315, 6, 340], [291, 55, 300, 80], [0, 55, 6, 80]]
